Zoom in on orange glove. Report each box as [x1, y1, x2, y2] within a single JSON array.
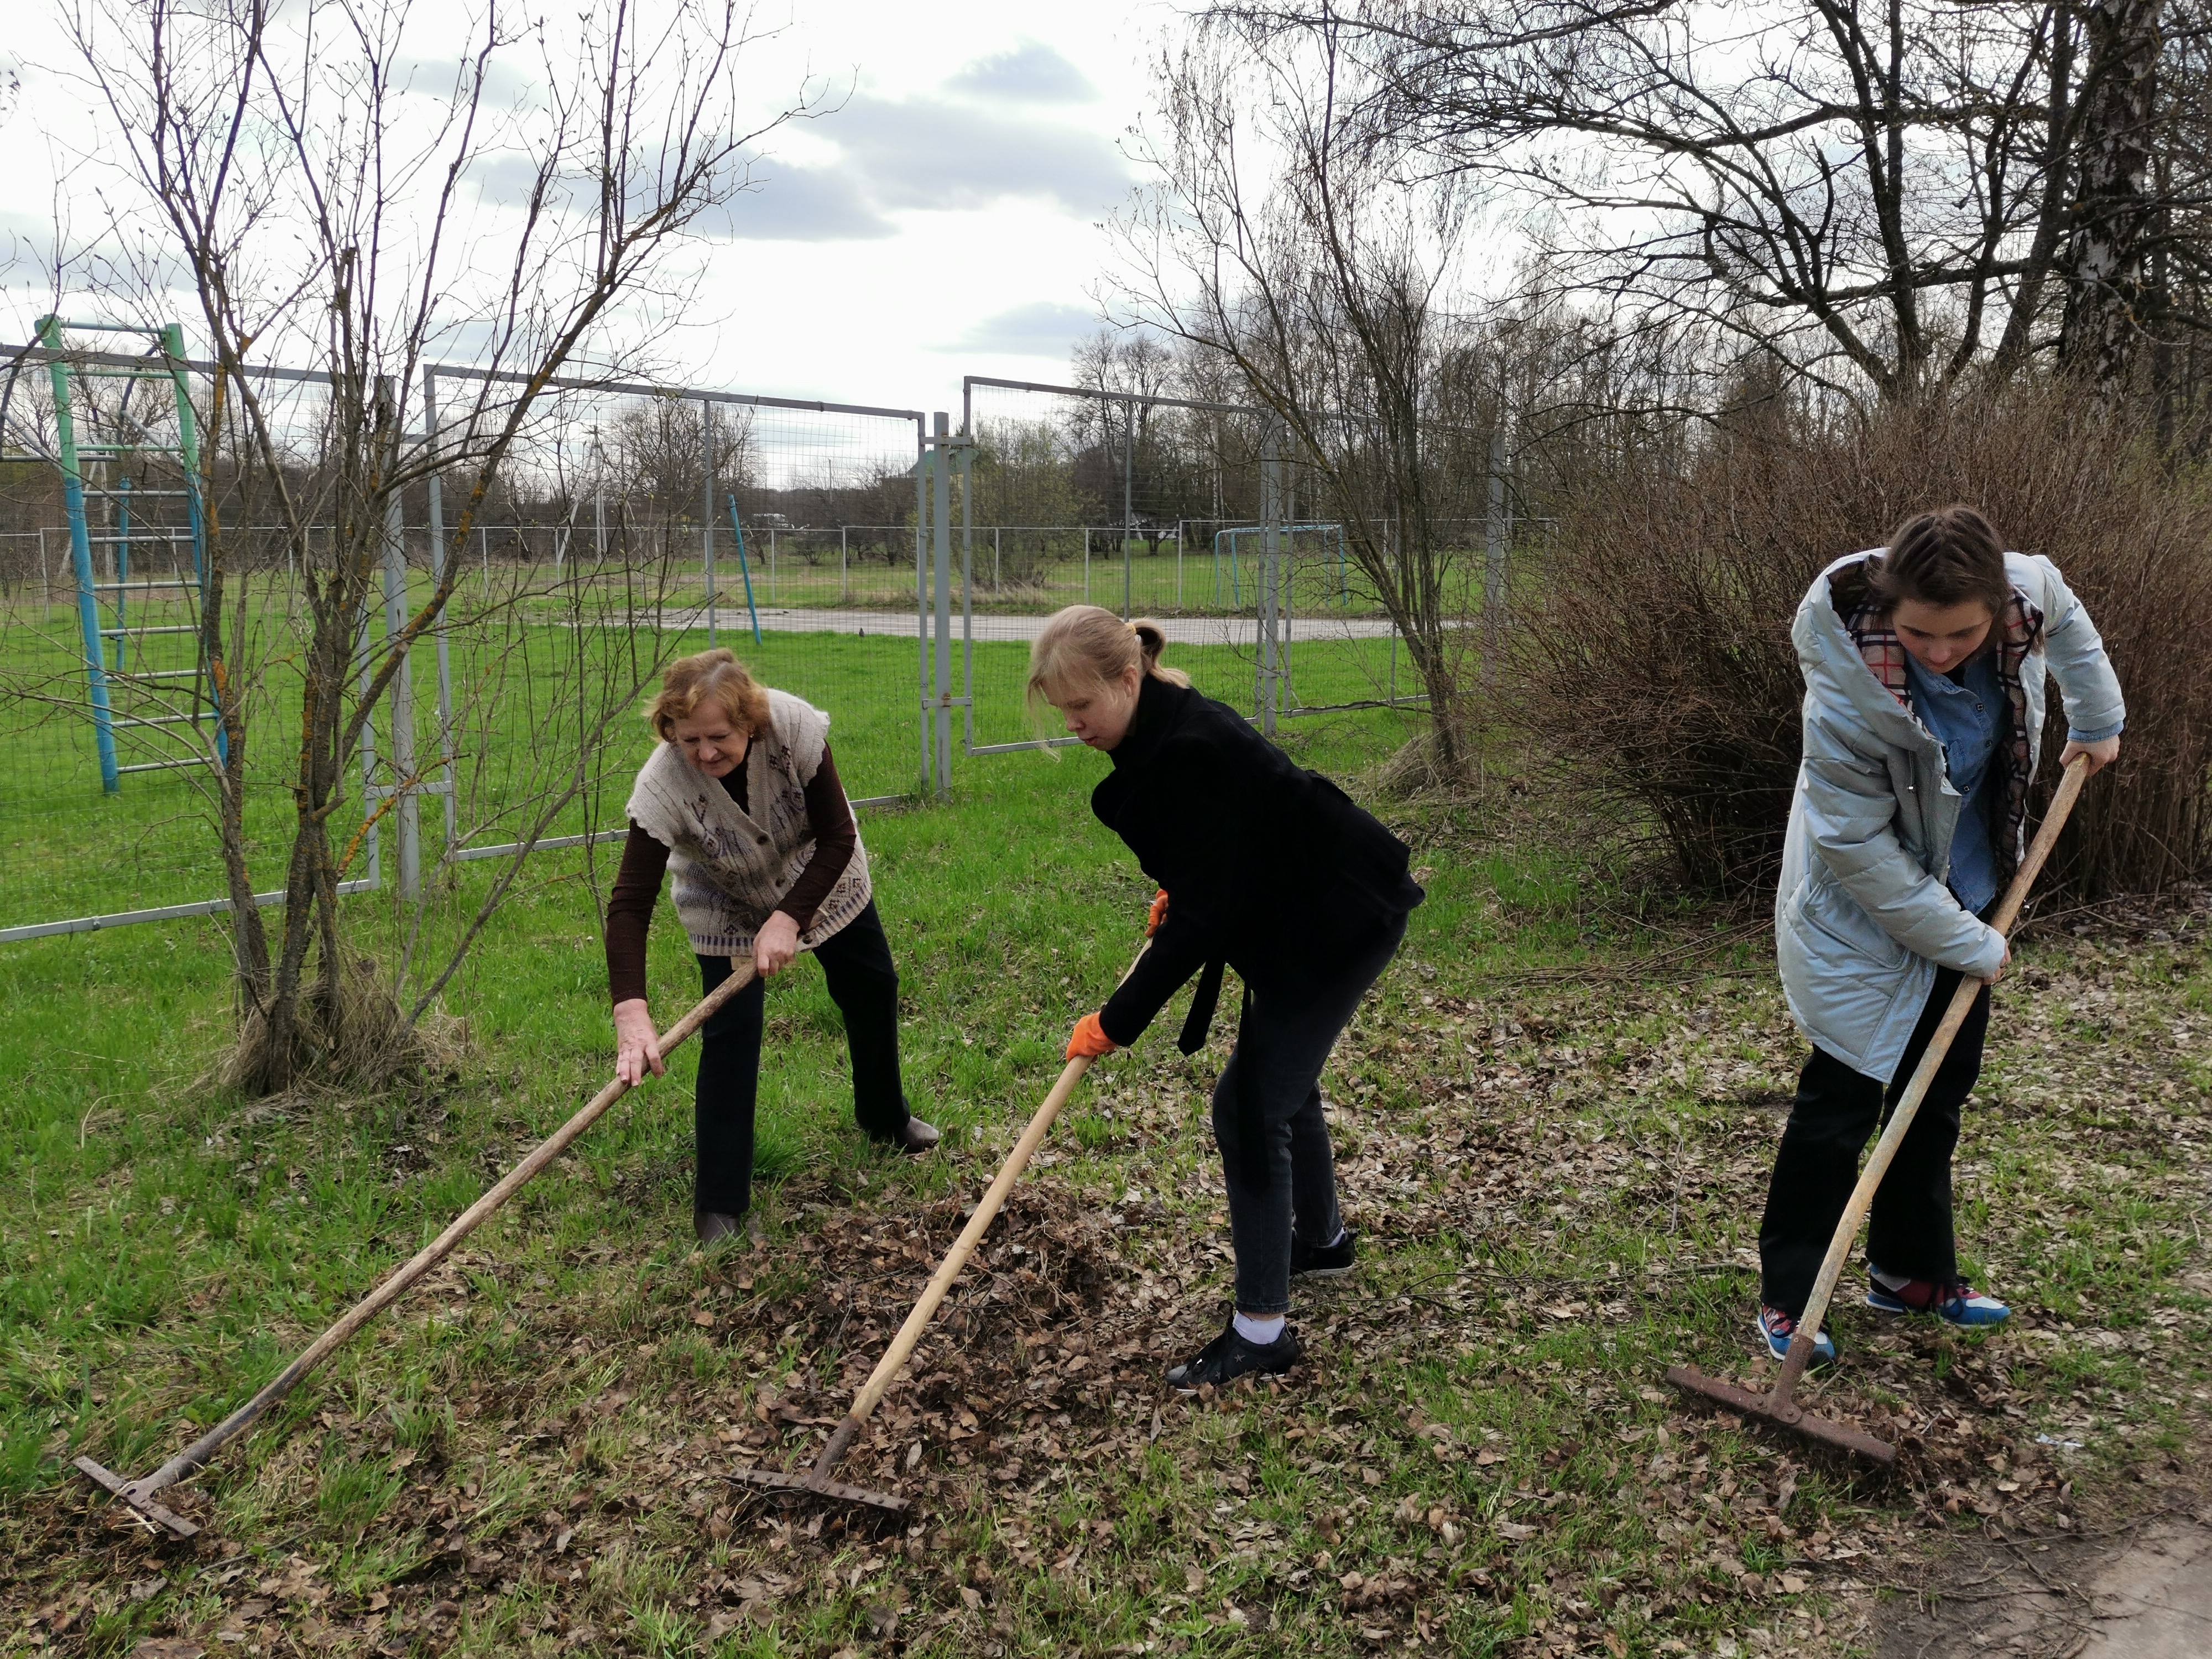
[[1066, 1011, 1118, 1061], [1146, 888, 1170, 937]]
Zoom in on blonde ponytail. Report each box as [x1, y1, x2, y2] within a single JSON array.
[[1026, 605, 1190, 713]]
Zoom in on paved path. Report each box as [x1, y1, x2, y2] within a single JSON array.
[[1879, 1512, 2212, 1658], [647, 607, 1400, 645]]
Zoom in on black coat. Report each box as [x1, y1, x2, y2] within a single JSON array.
[[1094, 675, 1424, 1048]]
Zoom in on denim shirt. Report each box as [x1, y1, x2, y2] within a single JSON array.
[[1905, 650, 2003, 915]]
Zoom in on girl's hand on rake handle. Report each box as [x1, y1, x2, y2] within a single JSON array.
[[1067, 1011, 1118, 1061], [2059, 733, 2120, 776], [613, 999, 665, 1085]]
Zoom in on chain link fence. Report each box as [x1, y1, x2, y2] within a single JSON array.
[[949, 374, 1441, 757], [0, 346, 935, 941], [0, 346, 1527, 944]]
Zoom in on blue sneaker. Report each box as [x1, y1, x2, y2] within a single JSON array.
[[1867, 1267, 2010, 1326], [1756, 1305, 1838, 1368]]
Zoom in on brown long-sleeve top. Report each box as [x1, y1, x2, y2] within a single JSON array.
[[604, 741, 855, 1004]]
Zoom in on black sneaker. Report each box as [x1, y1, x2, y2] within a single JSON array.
[[1291, 1227, 1357, 1280], [1165, 1319, 1301, 1392]]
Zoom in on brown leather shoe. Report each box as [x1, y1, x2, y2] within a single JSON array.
[[894, 1116, 941, 1155]]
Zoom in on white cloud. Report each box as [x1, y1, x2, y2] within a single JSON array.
[[945, 42, 1098, 103], [940, 300, 1100, 358], [0, 0, 1165, 411]]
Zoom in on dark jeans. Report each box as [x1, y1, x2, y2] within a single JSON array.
[[1212, 917, 1407, 1317], [693, 900, 910, 1217], [1757, 966, 1991, 1317]]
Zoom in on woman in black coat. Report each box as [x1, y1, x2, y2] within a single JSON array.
[[1035, 605, 1423, 1389]]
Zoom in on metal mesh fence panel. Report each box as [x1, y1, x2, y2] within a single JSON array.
[[957, 377, 1270, 750], [953, 376, 1443, 752], [0, 347, 927, 939]]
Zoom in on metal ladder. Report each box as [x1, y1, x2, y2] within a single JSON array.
[[38, 316, 220, 792]]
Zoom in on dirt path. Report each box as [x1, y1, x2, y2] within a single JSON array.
[[1876, 1500, 2212, 1658]]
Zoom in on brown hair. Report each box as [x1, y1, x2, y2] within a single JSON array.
[[1025, 605, 1191, 709], [1866, 505, 2011, 616], [648, 648, 771, 740]]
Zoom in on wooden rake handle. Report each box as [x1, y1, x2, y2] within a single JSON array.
[[811, 1053, 1099, 1479], [1777, 753, 2091, 1396], [810, 942, 1152, 1481], [125, 960, 760, 1501]]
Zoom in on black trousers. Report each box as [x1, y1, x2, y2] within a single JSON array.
[[692, 900, 910, 1218], [1757, 966, 1991, 1317], [1211, 916, 1406, 1316]]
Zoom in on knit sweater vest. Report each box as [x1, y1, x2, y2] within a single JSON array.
[[624, 688, 873, 957]]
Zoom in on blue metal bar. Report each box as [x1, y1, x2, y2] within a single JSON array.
[[723, 494, 763, 644], [40, 316, 120, 792]]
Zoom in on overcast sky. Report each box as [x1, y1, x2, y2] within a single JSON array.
[[0, 1, 1162, 418]]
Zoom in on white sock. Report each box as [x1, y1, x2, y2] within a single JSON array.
[[1233, 1311, 1286, 1345]]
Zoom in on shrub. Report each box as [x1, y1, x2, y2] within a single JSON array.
[[1512, 389, 2212, 900]]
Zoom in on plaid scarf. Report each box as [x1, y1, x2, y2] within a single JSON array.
[[1844, 586, 2045, 874]]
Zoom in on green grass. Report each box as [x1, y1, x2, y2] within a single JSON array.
[[620, 536, 1395, 619], [2, 712, 2205, 1658], [0, 563, 1417, 931]]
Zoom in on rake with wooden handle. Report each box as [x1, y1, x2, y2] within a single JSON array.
[[727, 942, 1149, 1519], [1668, 753, 2093, 1464], [74, 960, 761, 1539], [727, 1051, 1103, 1519]]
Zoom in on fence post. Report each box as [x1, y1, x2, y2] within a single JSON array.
[[1258, 422, 1282, 737], [915, 423, 931, 796], [1122, 393, 1135, 620], [1485, 429, 1506, 690], [702, 400, 717, 649], [420, 364, 457, 857], [841, 525, 848, 601], [959, 427, 974, 756], [931, 413, 954, 797], [378, 378, 421, 904]]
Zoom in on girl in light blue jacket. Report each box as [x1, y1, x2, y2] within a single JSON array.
[[1758, 507, 2124, 1366]]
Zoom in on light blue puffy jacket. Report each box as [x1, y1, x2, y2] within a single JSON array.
[[1775, 550, 2126, 1082]]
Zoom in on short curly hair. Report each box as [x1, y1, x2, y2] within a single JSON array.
[[648, 648, 771, 741]]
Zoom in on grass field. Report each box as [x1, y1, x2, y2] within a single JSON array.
[[3, 706, 2207, 1658], [0, 576, 1415, 932]]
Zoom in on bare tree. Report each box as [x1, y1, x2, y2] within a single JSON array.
[[1209, 1, 2209, 403], [2059, 1, 2168, 382], [57, 0, 817, 1093], [1117, 28, 1491, 776]]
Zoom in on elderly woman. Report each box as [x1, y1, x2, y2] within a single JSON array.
[[606, 649, 938, 1245]]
